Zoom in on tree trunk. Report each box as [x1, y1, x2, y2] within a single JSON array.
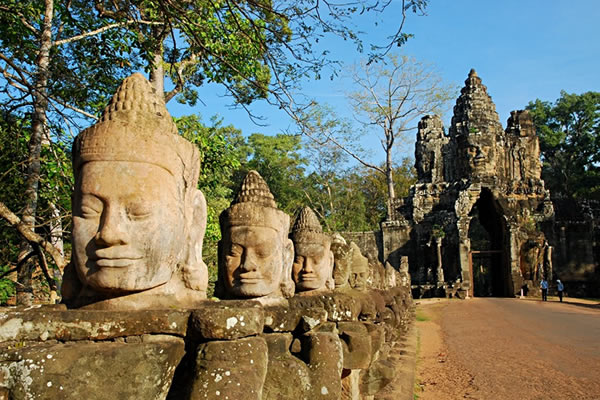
[[385, 147, 396, 221], [148, 27, 166, 97], [17, 0, 54, 305]]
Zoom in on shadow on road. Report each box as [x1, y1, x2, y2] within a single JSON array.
[[560, 300, 600, 310]]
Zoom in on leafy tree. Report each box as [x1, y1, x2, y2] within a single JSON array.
[[301, 54, 454, 220], [526, 91, 600, 199], [233, 133, 308, 214]]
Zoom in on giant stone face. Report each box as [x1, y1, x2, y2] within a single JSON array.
[[63, 73, 208, 309], [73, 162, 185, 292], [218, 171, 294, 302]]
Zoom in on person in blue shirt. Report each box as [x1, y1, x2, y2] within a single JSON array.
[[540, 278, 548, 301], [557, 279, 564, 302]]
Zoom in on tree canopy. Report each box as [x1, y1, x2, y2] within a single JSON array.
[[527, 91, 600, 200]]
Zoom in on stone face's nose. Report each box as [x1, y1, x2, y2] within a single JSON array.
[[95, 205, 129, 247]]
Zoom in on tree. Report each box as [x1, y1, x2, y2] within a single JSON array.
[[526, 91, 600, 199], [91, 0, 428, 116], [301, 54, 454, 220], [234, 133, 308, 214]]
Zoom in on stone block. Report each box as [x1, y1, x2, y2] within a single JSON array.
[[0, 338, 185, 400], [263, 305, 301, 332], [190, 301, 264, 340], [0, 309, 190, 342], [360, 358, 395, 396], [338, 321, 372, 370], [190, 336, 268, 400]]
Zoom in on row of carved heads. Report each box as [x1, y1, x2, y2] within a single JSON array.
[[63, 73, 371, 309]]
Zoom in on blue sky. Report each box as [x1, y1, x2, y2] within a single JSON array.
[[168, 0, 600, 163]]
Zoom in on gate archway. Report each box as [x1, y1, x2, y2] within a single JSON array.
[[467, 188, 511, 297]]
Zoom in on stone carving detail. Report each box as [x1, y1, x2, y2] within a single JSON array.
[[290, 207, 334, 293], [349, 242, 369, 291], [415, 115, 447, 183], [331, 233, 353, 290], [62, 73, 208, 310], [217, 170, 294, 303]]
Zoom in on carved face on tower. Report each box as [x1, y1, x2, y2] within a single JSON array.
[[290, 207, 334, 293], [460, 129, 496, 178], [64, 73, 208, 309], [218, 171, 294, 300]]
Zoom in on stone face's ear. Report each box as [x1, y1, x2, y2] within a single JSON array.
[[325, 250, 335, 290], [280, 238, 295, 298], [181, 189, 208, 293]]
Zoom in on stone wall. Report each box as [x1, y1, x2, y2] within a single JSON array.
[[0, 286, 414, 400]]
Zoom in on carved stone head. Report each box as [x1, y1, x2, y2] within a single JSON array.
[[331, 234, 352, 290], [217, 171, 294, 302], [459, 130, 496, 178], [63, 73, 208, 309], [290, 207, 334, 293], [349, 243, 369, 291]]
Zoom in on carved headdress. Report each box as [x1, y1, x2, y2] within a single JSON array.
[[72, 73, 199, 190], [219, 170, 290, 231], [291, 207, 331, 246]]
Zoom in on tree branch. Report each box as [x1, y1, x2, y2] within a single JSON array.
[[0, 200, 67, 271], [54, 20, 164, 46]]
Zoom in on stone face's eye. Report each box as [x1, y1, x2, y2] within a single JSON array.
[[127, 202, 152, 219], [79, 196, 102, 218], [294, 255, 304, 264], [228, 244, 243, 257]]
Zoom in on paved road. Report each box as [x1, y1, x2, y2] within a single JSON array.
[[416, 298, 600, 400]]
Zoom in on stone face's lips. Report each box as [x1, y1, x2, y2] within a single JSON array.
[[94, 258, 142, 268], [238, 272, 263, 281]]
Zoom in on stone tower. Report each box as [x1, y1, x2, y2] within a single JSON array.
[[398, 69, 554, 298]]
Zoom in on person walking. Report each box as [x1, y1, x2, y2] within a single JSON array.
[[557, 279, 564, 302], [540, 278, 548, 301]]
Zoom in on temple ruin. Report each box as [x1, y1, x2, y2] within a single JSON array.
[[346, 69, 600, 299]]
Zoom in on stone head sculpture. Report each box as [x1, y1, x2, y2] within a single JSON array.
[[349, 242, 369, 291], [217, 170, 294, 302], [331, 234, 352, 290], [62, 73, 208, 309], [290, 207, 334, 293], [460, 131, 496, 178]]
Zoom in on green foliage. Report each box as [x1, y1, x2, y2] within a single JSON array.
[[234, 133, 308, 214], [527, 91, 600, 199], [0, 112, 72, 303]]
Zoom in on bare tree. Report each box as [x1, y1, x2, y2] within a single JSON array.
[[301, 54, 455, 220]]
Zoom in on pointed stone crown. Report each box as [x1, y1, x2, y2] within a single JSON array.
[[233, 170, 277, 208], [291, 207, 330, 246], [292, 207, 322, 233], [73, 73, 199, 190], [221, 170, 289, 231]]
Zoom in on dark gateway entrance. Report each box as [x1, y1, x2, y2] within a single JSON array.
[[468, 189, 511, 297]]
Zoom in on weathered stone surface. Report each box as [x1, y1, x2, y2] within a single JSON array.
[[263, 305, 302, 332], [338, 322, 372, 370], [190, 301, 264, 339], [217, 170, 295, 303], [360, 358, 396, 396], [0, 310, 189, 342], [0, 337, 184, 400], [262, 332, 343, 400], [190, 336, 268, 400], [289, 292, 362, 322], [63, 73, 208, 310]]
